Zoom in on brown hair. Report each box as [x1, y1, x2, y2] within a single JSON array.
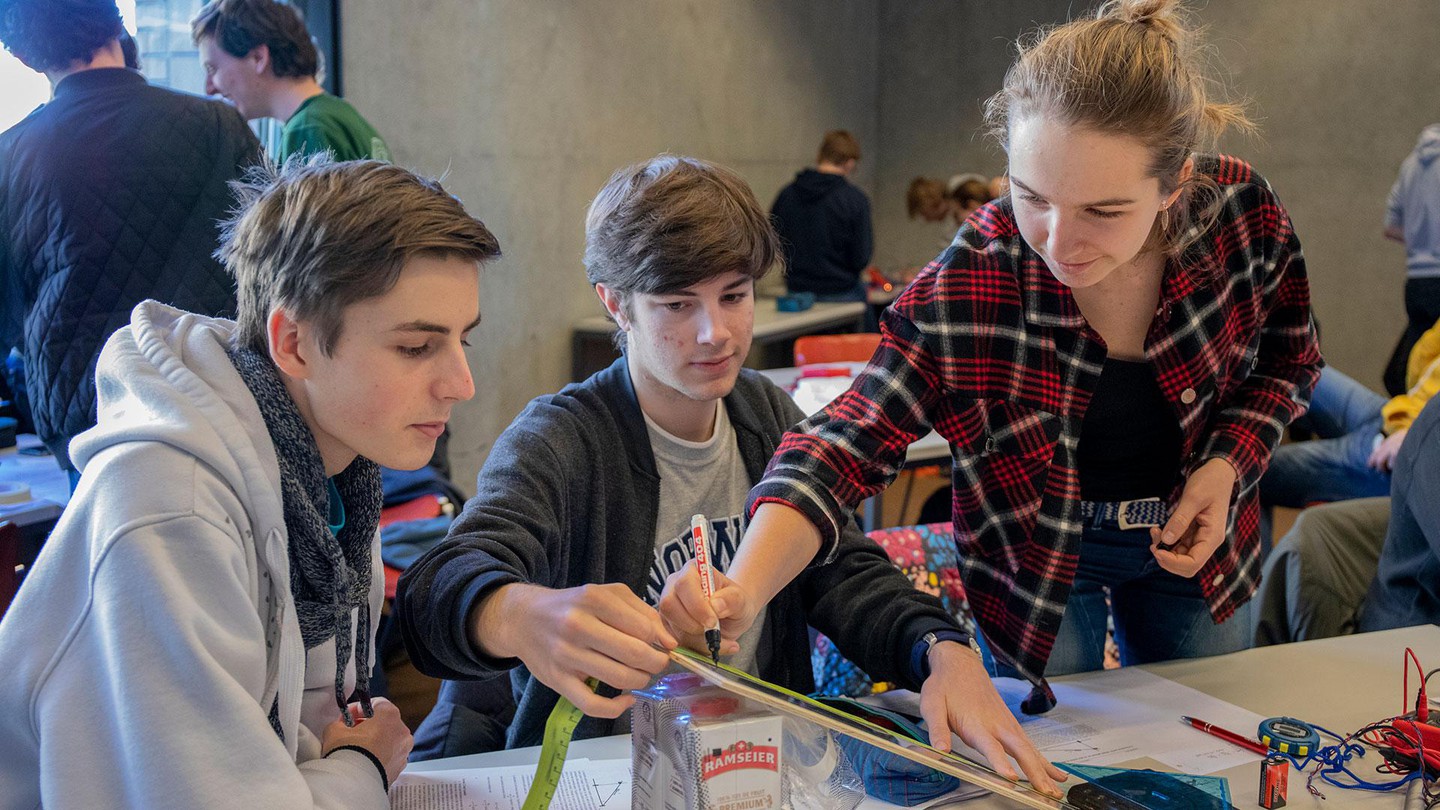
[[817, 130, 862, 166], [218, 156, 501, 355], [907, 176, 947, 219], [950, 178, 995, 210], [583, 155, 779, 346], [983, 0, 1253, 254], [191, 0, 318, 79]]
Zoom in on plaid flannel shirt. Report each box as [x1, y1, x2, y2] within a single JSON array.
[[751, 155, 1322, 695]]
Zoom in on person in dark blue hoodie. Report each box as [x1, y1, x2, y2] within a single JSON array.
[[770, 130, 875, 324]]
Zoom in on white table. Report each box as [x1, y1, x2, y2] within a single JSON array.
[[570, 299, 867, 381], [0, 433, 68, 527], [760, 363, 950, 531], [1094, 625, 1438, 810], [409, 626, 1438, 808], [0, 434, 69, 585]]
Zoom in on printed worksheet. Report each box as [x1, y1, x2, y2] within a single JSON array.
[[872, 668, 1268, 775], [389, 758, 631, 810]]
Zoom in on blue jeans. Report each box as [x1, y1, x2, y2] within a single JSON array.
[[1261, 365, 1390, 509], [979, 523, 1252, 677]]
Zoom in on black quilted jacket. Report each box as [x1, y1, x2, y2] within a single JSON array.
[[0, 68, 262, 469]]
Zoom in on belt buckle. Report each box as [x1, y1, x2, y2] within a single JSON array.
[[1115, 498, 1163, 531]]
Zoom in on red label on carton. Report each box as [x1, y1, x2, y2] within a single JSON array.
[[701, 740, 780, 779]]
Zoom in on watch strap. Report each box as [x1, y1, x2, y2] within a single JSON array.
[[911, 628, 976, 681]]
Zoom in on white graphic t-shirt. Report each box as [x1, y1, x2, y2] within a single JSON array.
[[643, 401, 768, 675]]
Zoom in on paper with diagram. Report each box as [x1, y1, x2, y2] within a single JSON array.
[[872, 667, 1267, 775], [389, 758, 631, 810]]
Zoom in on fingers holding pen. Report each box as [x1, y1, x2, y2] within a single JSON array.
[[658, 561, 746, 656]]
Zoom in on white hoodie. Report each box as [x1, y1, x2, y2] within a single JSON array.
[[0, 302, 387, 809]]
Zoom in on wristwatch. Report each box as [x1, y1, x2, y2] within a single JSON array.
[[916, 629, 983, 680]]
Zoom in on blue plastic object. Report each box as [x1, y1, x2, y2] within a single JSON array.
[[776, 291, 816, 312], [1058, 763, 1233, 807]]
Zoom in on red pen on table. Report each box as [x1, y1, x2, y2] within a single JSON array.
[[1181, 715, 1269, 755]]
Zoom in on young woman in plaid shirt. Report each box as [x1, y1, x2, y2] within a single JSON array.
[[661, 0, 1322, 793]]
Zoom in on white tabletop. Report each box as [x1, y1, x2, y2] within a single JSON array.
[[0, 434, 69, 526], [759, 364, 950, 466], [409, 626, 1438, 808], [573, 299, 866, 341]]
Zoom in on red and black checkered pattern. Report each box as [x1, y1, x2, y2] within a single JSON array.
[[751, 155, 1323, 690]]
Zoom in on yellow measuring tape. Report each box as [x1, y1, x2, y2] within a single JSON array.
[[520, 679, 598, 810]]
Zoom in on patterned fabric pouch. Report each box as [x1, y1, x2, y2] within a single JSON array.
[[812, 522, 974, 696]]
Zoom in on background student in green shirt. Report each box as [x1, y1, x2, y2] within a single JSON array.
[[192, 0, 390, 163]]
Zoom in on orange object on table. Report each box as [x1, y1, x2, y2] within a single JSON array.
[[793, 333, 882, 366]]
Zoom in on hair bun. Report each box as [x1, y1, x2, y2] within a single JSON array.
[[1098, 0, 1187, 42]]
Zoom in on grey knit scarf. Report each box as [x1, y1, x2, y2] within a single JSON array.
[[228, 346, 382, 737]]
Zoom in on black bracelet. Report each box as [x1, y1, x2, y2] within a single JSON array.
[[326, 744, 390, 792]]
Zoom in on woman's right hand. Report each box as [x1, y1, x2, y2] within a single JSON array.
[[321, 697, 413, 787], [657, 561, 755, 656]]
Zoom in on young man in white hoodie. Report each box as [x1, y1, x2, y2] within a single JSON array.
[[0, 157, 500, 809]]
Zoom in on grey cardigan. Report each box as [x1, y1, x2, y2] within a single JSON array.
[[397, 357, 957, 749]]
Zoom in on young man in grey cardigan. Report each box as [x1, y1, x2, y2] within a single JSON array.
[[397, 157, 1049, 785]]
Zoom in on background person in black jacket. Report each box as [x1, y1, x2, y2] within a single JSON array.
[[0, 0, 262, 478], [769, 129, 876, 328]]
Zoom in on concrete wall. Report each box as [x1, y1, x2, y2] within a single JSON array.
[[345, 1, 1439, 488], [1203, 2, 1440, 386], [344, 1, 880, 491], [873, 0, 1440, 389], [873, 0, 1073, 271]]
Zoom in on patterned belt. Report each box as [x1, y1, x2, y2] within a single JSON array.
[[1080, 498, 1168, 531]]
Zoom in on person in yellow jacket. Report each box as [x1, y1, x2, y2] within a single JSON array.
[[1260, 319, 1440, 512], [1377, 321, 1440, 463]]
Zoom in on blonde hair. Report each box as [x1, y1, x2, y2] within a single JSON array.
[[984, 0, 1254, 254]]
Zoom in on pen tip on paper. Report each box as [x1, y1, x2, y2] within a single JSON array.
[[705, 628, 721, 665]]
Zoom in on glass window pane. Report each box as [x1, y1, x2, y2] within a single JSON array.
[[134, 0, 204, 94]]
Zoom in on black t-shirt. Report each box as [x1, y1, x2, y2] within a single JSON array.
[[1076, 358, 1184, 501]]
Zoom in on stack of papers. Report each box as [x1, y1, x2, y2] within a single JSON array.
[[871, 667, 1267, 776]]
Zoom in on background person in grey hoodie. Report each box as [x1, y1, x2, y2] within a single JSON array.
[[770, 130, 876, 328], [1382, 124, 1440, 395]]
